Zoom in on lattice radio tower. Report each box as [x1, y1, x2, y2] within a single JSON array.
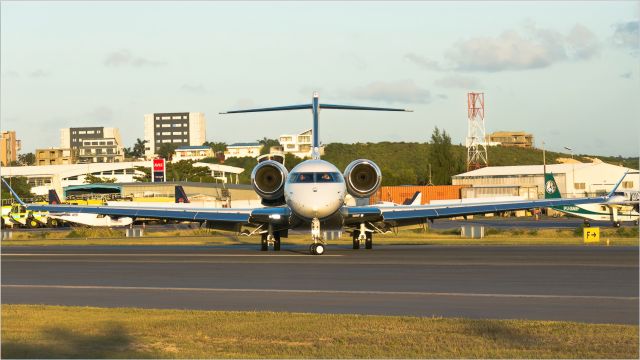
[[466, 92, 488, 171]]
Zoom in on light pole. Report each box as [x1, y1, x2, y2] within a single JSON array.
[[564, 146, 573, 159]]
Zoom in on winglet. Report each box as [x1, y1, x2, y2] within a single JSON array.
[[1, 177, 26, 206], [607, 171, 629, 198]]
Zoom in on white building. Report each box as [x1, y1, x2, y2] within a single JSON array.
[[143, 112, 206, 159], [279, 129, 316, 158], [60, 127, 124, 163], [193, 162, 245, 184], [173, 146, 214, 163], [1, 162, 147, 196], [452, 161, 639, 199], [224, 142, 263, 158]]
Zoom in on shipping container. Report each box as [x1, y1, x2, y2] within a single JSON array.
[[369, 185, 468, 205]]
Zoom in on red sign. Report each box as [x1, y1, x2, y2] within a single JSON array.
[[153, 159, 165, 171]]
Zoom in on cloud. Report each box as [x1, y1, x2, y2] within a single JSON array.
[[104, 50, 166, 67], [409, 23, 600, 72], [620, 71, 633, 79], [86, 106, 114, 122], [348, 80, 431, 104], [612, 20, 639, 50], [404, 53, 442, 71], [565, 24, 600, 60], [181, 83, 206, 94], [29, 69, 50, 78], [434, 75, 482, 89]]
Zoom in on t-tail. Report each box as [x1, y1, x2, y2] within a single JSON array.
[[544, 173, 562, 199], [220, 92, 412, 159], [48, 189, 62, 205], [175, 186, 190, 203]]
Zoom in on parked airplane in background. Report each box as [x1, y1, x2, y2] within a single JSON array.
[[544, 173, 639, 227], [44, 186, 193, 227], [2, 92, 626, 255]]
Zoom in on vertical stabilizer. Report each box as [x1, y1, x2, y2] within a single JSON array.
[[544, 173, 562, 199], [175, 186, 190, 203], [48, 189, 62, 204]]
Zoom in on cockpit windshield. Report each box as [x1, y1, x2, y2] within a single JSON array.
[[289, 172, 344, 183]]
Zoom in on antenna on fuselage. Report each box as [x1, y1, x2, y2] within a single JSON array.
[[220, 92, 413, 160]]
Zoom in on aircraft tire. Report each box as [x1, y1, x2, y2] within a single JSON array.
[[310, 243, 324, 255], [352, 231, 360, 249], [274, 232, 281, 251], [260, 234, 268, 251], [614, 222, 621, 228], [365, 232, 373, 249]]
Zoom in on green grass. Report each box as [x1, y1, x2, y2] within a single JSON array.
[[2, 305, 637, 359], [1, 226, 638, 247]]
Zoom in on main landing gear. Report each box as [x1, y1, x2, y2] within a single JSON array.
[[352, 223, 372, 250], [309, 217, 326, 255], [261, 224, 281, 251]]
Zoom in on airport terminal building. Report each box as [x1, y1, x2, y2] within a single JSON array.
[[452, 162, 638, 200]]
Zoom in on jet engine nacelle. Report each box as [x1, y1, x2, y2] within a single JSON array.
[[251, 160, 288, 202], [344, 159, 382, 198]]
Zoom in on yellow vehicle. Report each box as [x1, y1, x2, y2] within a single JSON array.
[[1, 203, 50, 228]]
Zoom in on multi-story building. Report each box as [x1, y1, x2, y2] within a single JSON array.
[[485, 131, 534, 148], [1, 130, 21, 166], [77, 138, 125, 163], [224, 143, 263, 158], [143, 112, 206, 159], [60, 127, 124, 163], [279, 129, 321, 158], [173, 146, 214, 162], [35, 148, 78, 166]]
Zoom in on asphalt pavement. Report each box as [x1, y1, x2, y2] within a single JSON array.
[[2, 244, 638, 324]]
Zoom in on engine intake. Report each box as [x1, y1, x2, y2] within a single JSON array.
[[251, 160, 288, 200], [344, 159, 382, 198]]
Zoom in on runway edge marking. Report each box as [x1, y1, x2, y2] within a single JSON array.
[[2, 284, 637, 301]]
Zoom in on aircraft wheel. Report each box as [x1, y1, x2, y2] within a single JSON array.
[[584, 221, 590, 227], [365, 232, 373, 249], [352, 231, 360, 249], [310, 243, 325, 255], [614, 222, 621, 228], [260, 234, 268, 251], [274, 232, 281, 251]]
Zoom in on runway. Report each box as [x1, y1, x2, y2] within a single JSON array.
[[2, 245, 638, 324]]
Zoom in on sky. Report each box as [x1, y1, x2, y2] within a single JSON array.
[[1, 1, 639, 157]]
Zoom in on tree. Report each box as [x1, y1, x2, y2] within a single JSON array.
[[1, 176, 33, 200], [428, 127, 464, 185], [257, 137, 280, 155], [18, 153, 35, 166], [156, 143, 178, 161], [132, 138, 148, 158], [84, 174, 117, 184], [202, 141, 227, 154], [284, 153, 305, 171]]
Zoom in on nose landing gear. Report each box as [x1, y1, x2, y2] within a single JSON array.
[[309, 217, 326, 255]]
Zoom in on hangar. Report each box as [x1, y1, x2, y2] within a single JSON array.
[[452, 161, 638, 200]]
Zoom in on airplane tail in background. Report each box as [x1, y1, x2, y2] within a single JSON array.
[[175, 186, 190, 203], [544, 173, 562, 199], [403, 191, 422, 206], [48, 189, 62, 204]]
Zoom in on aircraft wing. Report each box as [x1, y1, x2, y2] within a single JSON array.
[[344, 196, 610, 227], [22, 203, 291, 232]]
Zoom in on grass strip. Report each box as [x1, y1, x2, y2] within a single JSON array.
[[2, 304, 638, 359]]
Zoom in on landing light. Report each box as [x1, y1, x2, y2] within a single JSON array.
[[269, 214, 281, 220]]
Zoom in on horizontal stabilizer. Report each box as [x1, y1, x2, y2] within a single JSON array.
[[220, 104, 311, 114], [320, 104, 412, 112]]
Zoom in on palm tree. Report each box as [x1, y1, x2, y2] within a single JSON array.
[[132, 138, 148, 158]]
